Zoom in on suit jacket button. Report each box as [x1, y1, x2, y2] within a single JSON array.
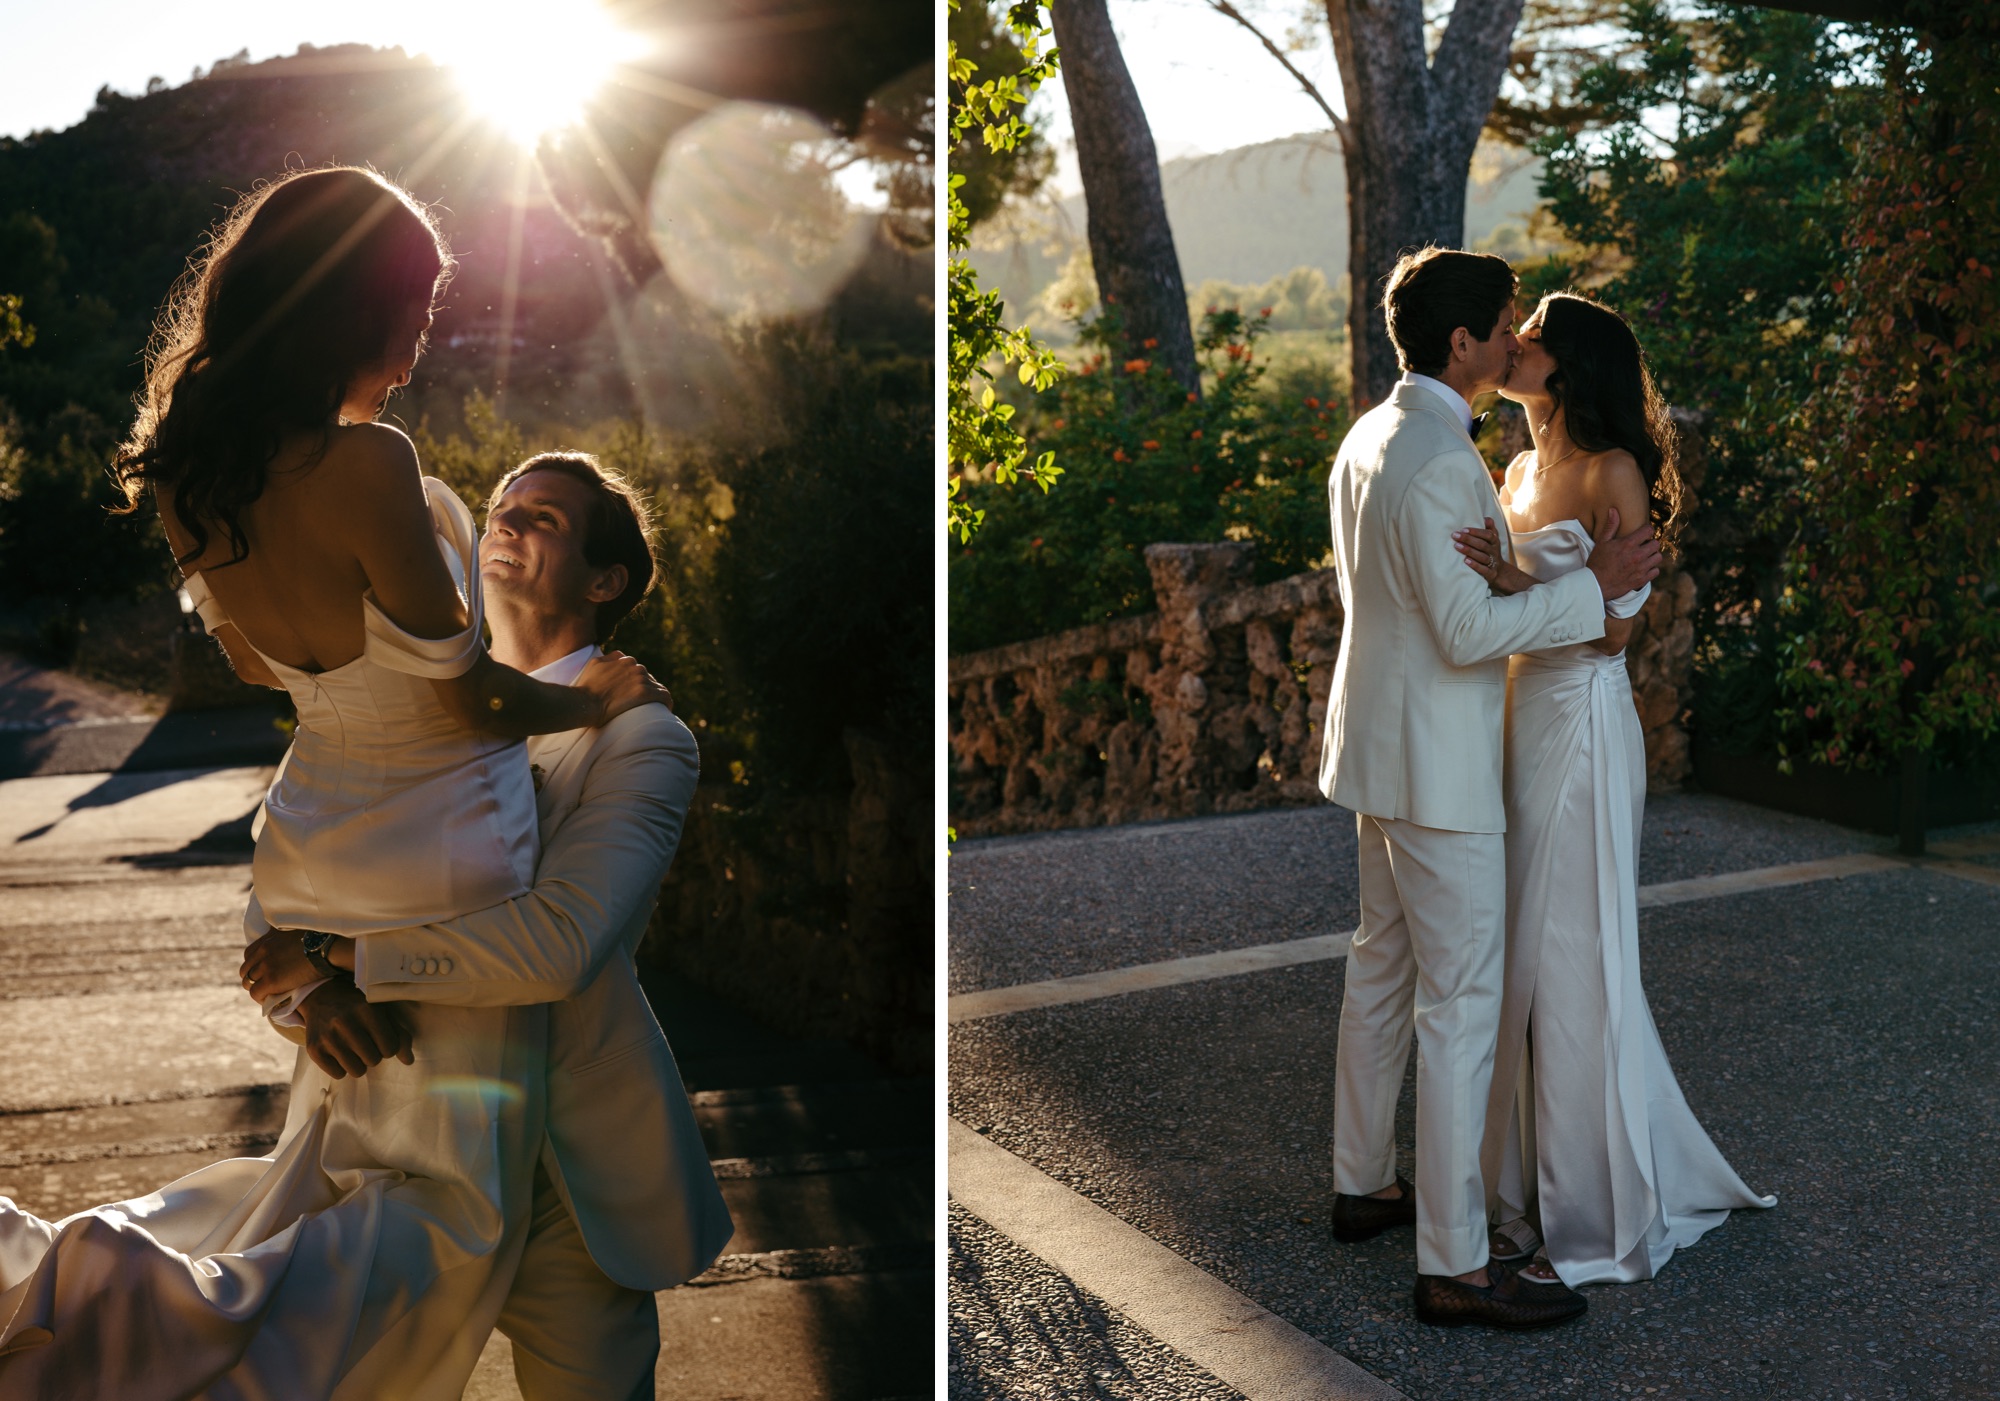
[[440, 958, 454, 975]]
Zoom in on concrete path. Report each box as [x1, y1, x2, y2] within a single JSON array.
[[948, 794, 2000, 1400], [0, 760, 931, 1399]]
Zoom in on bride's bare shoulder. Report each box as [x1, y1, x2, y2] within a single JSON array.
[[320, 421, 420, 480], [301, 423, 433, 551], [1586, 447, 1645, 495], [1585, 449, 1649, 534]]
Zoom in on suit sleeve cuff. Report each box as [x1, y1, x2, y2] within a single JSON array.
[[354, 931, 458, 993]]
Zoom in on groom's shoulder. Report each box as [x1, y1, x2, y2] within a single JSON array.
[[597, 701, 697, 752], [1343, 398, 1470, 477], [592, 703, 699, 767]]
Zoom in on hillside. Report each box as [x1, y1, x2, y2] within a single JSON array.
[[0, 41, 927, 454], [969, 132, 1547, 334]]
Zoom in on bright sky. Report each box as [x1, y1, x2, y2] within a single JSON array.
[[0, 0, 651, 141], [1032, 0, 1347, 193]]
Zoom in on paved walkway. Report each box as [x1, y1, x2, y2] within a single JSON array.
[[948, 794, 2000, 1400], [0, 760, 929, 1400], [0, 651, 159, 730]]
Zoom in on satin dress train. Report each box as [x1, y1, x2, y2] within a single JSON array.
[[1480, 519, 1774, 1287], [0, 479, 548, 1400]]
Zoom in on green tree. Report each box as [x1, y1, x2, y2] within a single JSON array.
[[947, 0, 1066, 543], [1521, 1, 1873, 755], [1774, 2, 2000, 832]]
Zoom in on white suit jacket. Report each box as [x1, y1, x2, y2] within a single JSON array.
[[1318, 382, 1607, 833], [352, 703, 734, 1291]]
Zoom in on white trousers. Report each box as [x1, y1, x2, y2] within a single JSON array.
[[1333, 812, 1505, 1278], [496, 1160, 660, 1401]]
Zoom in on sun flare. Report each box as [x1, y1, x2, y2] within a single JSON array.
[[440, 3, 650, 144]]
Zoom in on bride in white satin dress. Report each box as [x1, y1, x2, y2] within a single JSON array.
[[0, 168, 665, 1399], [1452, 292, 1774, 1289]]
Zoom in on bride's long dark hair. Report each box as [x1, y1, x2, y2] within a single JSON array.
[[113, 166, 453, 568], [1537, 291, 1690, 555]]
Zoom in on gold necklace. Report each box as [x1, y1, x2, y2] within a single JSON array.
[[1534, 439, 1586, 473]]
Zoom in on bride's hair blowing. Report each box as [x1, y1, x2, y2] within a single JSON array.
[[1536, 291, 1690, 556], [113, 166, 453, 567]]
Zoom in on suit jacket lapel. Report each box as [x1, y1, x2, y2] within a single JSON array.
[[527, 728, 595, 827]]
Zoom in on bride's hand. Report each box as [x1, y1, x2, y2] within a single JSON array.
[[1453, 518, 1539, 596], [577, 651, 673, 723]]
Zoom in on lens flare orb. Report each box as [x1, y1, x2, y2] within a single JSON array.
[[649, 102, 880, 319]]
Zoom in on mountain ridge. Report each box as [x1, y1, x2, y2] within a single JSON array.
[[971, 131, 1547, 331]]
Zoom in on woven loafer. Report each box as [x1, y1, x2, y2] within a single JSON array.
[[1413, 1261, 1587, 1330], [1329, 1175, 1416, 1243]]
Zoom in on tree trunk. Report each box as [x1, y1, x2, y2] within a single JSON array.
[[1324, 0, 1525, 406], [1051, 0, 1201, 394]]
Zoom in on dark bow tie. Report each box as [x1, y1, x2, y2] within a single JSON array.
[[1470, 411, 1490, 437]]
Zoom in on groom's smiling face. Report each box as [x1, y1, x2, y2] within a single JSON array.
[[480, 469, 623, 621]]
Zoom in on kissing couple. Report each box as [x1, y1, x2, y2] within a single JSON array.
[[1318, 247, 1775, 1329], [0, 166, 731, 1398]]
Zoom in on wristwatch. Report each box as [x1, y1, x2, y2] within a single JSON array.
[[300, 930, 342, 980]]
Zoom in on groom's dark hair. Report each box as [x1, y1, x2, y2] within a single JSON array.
[[1382, 247, 1518, 376], [490, 452, 656, 643]]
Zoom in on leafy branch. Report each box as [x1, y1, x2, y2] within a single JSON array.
[[0, 295, 33, 353], [947, 0, 1066, 544]]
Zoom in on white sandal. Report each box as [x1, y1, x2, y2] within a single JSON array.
[[1517, 1252, 1565, 1286], [1488, 1217, 1542, 1264]]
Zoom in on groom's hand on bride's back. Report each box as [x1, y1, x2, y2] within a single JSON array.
[[1585, 507, 1663, 601], [299, 980, 415, 1079]]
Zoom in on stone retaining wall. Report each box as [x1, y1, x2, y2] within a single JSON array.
[[949, 541, 1696, 839]]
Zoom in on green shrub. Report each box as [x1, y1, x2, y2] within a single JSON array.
[[950, 307, 1341, 654], [0, 403, 164, 607], [1773, 2, 2000, 774]]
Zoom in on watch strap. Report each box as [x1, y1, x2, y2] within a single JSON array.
[[300, 931, 342, 980]]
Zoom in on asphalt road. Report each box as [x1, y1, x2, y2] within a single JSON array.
[[948, 794, 2000, 1401], [0, 761, 931, 1401]]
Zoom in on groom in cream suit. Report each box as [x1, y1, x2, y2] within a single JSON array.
[[1319, 249, 1659, 1329], [245, 451, 731, 1398]]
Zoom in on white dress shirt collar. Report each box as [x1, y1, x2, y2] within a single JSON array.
[[1400, 371, 1475, 436], [529, 643, 601, 687]]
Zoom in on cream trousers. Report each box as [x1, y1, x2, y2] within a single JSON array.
[[1333, 812, 1505, 1278], [497, 1160, 660, 1401]]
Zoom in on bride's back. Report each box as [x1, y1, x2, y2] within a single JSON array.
[[163, 423, 428, 675]]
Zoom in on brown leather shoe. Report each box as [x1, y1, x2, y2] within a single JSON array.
[[1329, 1175, 1415, 1243], [1413, 1261, 1587, 1330]]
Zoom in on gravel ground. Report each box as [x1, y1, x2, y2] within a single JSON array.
[[949, 792, 1884, 996], [948, 805, 1361, 996], [949, 862, 2000, 1400], [948, 1204, 1244, 1401]]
